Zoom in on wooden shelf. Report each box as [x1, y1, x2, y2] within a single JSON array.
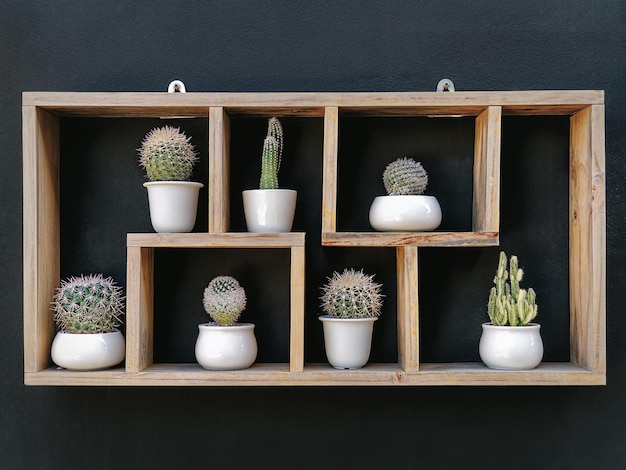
[[23, 90, 606, 386]]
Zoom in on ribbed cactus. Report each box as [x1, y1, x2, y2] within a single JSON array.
[[259, 117, 283, 190], [138, 125, 198, 181], [203, 276, 247, 326], [487, 252, 538, 326], [383, 157, 428, 195], [52, 274, 125, 334], [320, 269, 384, 319]]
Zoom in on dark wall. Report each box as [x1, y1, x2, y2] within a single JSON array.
[[2, 1, 625, 468]]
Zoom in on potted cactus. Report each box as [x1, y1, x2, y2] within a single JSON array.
[[479, 251, 543, 370], [138, 125, 203, 233], [195, 276, 257, 370], [369, 157, 442, 231], [50, 274, 126, 371], [242, 117, 297, 232], [319, 268, 384, 369]]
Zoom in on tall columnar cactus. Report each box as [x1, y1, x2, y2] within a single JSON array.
[[138, 125, 198, 181], [382, 157, 428, 195], [320, 269, 384, 319], [203, 276, 247, 326], [52, 274, 125, 334], [259, 117, 284, 190], [487, 251, 538, 326]]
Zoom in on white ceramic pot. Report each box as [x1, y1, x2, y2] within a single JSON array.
[[242, 189, 297, 233], [369, 195, 442, 231], [51, 330, 126, 371], [195, 323, 258, 370], [143, 181, 203, 233], [479, 322, 544, 370], [319, 315, 377, 370]]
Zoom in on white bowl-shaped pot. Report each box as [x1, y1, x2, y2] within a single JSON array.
[[479, 322, 544, 370], [144, 181, 204, 233], [319, 315, 378, 370], [51, 330, 126, 371], [195, 323, 258, 370], [242, 189, 297, 233], [369, 195, 442, 231]]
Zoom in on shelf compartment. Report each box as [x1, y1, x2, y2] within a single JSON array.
[[126, 233, 306, 373]]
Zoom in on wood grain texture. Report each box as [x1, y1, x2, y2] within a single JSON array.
[[569, 105, 606, 372], [322, 107, 339, 234], [127, 232, 305, 248], [397, 247, 419, 371], [290, 246, 306, 372], [23, 106, 59, 373], [322, 231, 499, 247], [209, 107, 230, 232]]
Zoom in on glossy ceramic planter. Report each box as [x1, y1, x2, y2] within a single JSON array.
[[144, 181, 203, 233], [479, 322, 544, 370], [369, 195, 442, 231], [319, 316, 377, 370], [51, 330, 126, 371], [195, 323, 258, 370], [242, 189, 297, 233]]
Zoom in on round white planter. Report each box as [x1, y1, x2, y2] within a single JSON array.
[[195, 323, 258, 370], [242, 189, 297, 233], [51, 330, 126, 371], [479, 322, 544, 370], [143, 181, 203, 233], [369, 195, 442, 231], [319, 315, 377, 370]]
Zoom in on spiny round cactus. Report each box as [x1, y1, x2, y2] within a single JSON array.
[[259, 117, 284, 190], [383, 157, 428, 195], [138, 125, 198, 181], [320, 268, 384, 319], [52, 274, 125, 334], [203, 276, 247, 326]]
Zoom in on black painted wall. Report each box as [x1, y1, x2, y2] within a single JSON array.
[[2, 1, 625, 468]]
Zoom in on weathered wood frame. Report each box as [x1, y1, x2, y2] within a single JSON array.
[[23, 91, 605, 386]]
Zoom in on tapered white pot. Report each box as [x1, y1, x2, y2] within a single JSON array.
[[319, 316, 377, 370], [195, 323, 258, 370], [479, 323, 543, 370], [144, 181, 203, 233], [242, 189, 297, 233], [369, 195, 442, 231], [51, 330, 126, 371]]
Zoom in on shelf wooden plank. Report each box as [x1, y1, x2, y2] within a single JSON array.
[[24, 362, 604, 386], [321, 231, 499, 247], [397, 246, 419, 371], [127, 232, 306, 248], [208, 107, 230, 232]]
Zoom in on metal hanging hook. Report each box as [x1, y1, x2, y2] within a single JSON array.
[[436, 78, 455, 92], [167, 80, 187, 93]]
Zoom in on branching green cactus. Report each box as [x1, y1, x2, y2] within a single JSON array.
[[138, 125, 198, 181], [320, 268, 384, 319], [203, 276, 247, 326], [52, 274, 125, 334], [383, 157, 428, 195], [259, 117, 283, 190], [487, 251, 538, 326]]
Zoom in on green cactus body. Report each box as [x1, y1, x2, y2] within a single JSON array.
[[138, 125, 198, 181], [259, 117, 283, 190], [487, 252, 538, 326], [320, 268, 384, 319], [382, 157, 428, 195], [203, 276, 247, 326], [52, 274, 125, 333]]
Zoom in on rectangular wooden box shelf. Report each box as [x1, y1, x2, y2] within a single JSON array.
[[23, 90, 606, 386]]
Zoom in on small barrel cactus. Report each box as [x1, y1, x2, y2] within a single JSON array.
[[259, 117, 284, 190], [487, 251, 538, 326], [203, 276, 247, 326], [383, 157, 428, 195], [52, 274, 125, 334], [320, 268, 384, 319], [138, 125, 198, 181]]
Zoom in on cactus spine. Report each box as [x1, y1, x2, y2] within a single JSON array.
[[259, 117, 283, 190], [383, 157, 428, 195], [52, 274, 125, 334], [320, 269, 384, 319], [138, 125, 198, 181], [487, 251, 538, 326], [203, 276, 247, 326]]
